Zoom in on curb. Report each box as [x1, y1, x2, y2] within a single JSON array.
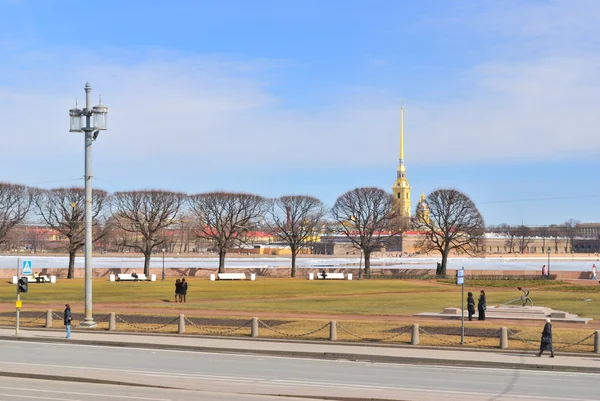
[[1, 335, 599, 374], [0, 370, 173, 389]]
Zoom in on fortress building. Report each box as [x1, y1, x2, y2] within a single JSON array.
[[392, 106, 411, 218]]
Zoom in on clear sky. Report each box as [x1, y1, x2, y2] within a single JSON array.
[[1, 0, 599, 226]]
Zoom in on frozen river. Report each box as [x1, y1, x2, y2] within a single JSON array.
[[0, 255, 596, 271]]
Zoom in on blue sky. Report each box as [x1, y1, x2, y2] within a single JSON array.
[[1, 0, 599, 226]]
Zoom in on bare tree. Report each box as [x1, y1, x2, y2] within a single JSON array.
[[331, 187, 403, 276], [0, 182, 33, 245], [413, 189, 485, 276], [516, 224, 532, 253], [504, 226, 517, 253], [33, 187, 109, 278], [266, 195, 327, 277], [111, 190, 186, 275], [188, 192, 266, 273], [562, 219, 580, 253], [538, 226, 549, 253]]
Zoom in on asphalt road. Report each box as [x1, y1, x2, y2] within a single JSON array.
[[0, 340, 597, 401]]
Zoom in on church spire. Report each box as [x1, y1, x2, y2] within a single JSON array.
[[400, 104, 404, 166], [392, 104, 411, 218]]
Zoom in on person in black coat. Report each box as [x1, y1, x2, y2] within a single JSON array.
[[64, 304, 72, 339], [467, 292, 476, 321], [174, 279, 182, 303], [478, 290, 486, 321], [538, 318, 555, 357], [181, 278, 188, 303]]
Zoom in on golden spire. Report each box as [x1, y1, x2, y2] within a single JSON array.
[[400, 104, 404, 164]]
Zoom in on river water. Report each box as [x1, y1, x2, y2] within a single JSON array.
[[0, 255, 597, 271]]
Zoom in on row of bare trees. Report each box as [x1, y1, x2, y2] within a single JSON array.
[[1, 181, 487, 277], [488, 219, 583, 254]]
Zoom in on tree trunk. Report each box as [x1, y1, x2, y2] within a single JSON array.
[[218, 248, 226, 273], [291, 249, 297, 278], [67, 250, 76, 279], [438, 250, 449, 276], [364, 250, 371, 276], [143, 252, 151, 276]]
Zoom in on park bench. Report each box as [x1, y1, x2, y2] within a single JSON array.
[[217, 273, 247, 280], [114, 273, 150, 281], [12, 275, 56, 284], [315, 272, 346, 280]]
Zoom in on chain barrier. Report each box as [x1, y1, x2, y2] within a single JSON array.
[[258, 319, 330, 338], [461, 330, 501, 345], [17, 312, 47, 325], [184, 317, 252, 335], [337, 323, 411, 342], [507, 329, 541, 346], [418, 326, 461, 345], [52, 312, 62, 321], [115, 315, 179, 332], [554, 333, 595, 351]]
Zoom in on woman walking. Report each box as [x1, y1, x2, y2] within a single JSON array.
[[478, 290, 486, 321], [467, 292, 476, 321], [538, 318, 555, 357], [64, 304, 72, 339]]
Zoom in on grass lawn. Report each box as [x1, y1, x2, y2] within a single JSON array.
[[2, 277, 600, 320]]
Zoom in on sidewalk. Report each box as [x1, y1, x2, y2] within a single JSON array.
[[1, 326, 599, 374]]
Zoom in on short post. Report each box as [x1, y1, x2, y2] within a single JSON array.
[[251, 317, 259, 338], [411, 323, 420, 345], [178, 314, 185, 334], [500, 327, 508, 349], [329, 320, 337, 341], [108, 313, 116, 331], [594, 330, 600, 354], [45, 310, 52, 328]]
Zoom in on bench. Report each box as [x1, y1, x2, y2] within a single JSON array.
[[12, 275, 55, 284], [315, 272, 346, 280], [217, 273, 247, 280], [116, 273, 147, 281]]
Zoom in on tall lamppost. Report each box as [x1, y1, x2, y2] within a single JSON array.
[[547, 247, 551, 279], [162, 248, 166, 281], [69, 82, 108, 327]]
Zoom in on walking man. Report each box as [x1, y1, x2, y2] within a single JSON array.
[[181, 278, 188, 303], [64, 304, 72, 339], [591, 264, 598, 280]]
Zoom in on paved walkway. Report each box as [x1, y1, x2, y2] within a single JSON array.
[[1, 326, 599, 374]]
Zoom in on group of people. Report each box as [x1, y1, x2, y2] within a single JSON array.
[[467, 290, 487, 321], [174, 278, 188, 302]]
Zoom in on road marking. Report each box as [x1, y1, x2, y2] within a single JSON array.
[[0, 393, 69, 401], [0, 386, 170, 400]]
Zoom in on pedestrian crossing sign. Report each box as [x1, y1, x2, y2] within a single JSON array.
[[22, 260, 32, 275]]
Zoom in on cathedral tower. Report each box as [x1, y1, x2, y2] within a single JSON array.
[[392, 106, 411, 217]]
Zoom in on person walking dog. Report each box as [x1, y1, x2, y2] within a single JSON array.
[[478, 290, 487, 321], [538, 318, 555, 357], [64, 304, 72, 339]]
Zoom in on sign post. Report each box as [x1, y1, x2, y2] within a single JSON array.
[[16, 257, 20, 336], [457, 267, 465, 344]]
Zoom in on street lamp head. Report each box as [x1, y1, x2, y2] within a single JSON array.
[[547, 248, 551, 254], [162, 248, 166, 253], [92, 95, 108, 130], [69, 101, 83, 132]]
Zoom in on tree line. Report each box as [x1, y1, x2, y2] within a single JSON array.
[[0, 181, 489, 277]]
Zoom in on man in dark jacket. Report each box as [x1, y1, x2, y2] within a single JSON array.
[[64, 304, 72, 339], [538, 318, 555, 357], [478, 290, 486, 321], [467, 292, 476, 321], [181, 278, 188, 303]]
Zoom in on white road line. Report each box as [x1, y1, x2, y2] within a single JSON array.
[[0, 386, 170, 401], [0, 393, 72, 401]]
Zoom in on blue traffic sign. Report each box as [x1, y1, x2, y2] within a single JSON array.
[[22, 260, 32, 275]]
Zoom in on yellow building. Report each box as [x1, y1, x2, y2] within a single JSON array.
[[392, 106, 411, 217], [415, 193, 430, 225]]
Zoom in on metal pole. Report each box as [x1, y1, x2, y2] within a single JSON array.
[[461, 267, 464, 345], [359, 250, 362, 279], [81, 82, 95, 327], [15, 257, 20, 336], [162, 250, 165, 281], [547, 249, 550, 279]]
